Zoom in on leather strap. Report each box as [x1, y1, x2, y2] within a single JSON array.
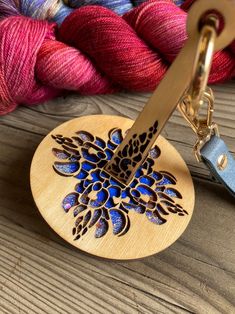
[[201, 135, 235, 197]]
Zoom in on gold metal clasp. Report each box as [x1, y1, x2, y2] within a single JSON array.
[[178, 87, 219, 161]]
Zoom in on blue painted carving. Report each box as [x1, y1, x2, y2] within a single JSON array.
[[51, 128, 188, 240]]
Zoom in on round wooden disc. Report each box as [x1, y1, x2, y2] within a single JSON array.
[[30, 115, 195, 260]]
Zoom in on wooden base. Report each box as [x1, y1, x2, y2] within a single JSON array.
[[30, 115, 195, 260]]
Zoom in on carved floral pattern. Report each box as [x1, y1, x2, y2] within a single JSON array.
[[51, 128, 188, 240]]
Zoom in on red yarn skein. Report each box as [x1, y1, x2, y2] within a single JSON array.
[[60, 1, 234, 86], [59, 4, 168, 91]]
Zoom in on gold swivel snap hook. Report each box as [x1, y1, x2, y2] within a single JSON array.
[[187, 15, 218, 117], [178, 15, 220, 161]]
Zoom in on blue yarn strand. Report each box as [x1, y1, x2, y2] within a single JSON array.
[[68, 0, 134, 15]]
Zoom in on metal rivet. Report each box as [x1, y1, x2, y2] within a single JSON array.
[[217, 154, 228, 171]]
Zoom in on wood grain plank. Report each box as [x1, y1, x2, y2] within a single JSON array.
[[0, 81, 234, 313]]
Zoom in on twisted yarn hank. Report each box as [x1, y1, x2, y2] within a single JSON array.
[[0, 17, 59, 114], [0, 0, 234, 115], [58, 1, 235, 86]]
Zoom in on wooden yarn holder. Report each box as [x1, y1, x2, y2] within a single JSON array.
[[30, 115, 194, 260]]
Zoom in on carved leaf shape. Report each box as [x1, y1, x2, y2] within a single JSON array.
[[146, 210, 166, 225], [149, 145, 161, 159], [76, 131, 94, 143], [109, 128, 123, 145], [73, 205, 87, 217], [62, 193, 79, 212], [110, 209, 127, 235], [89, 209, 102, 228], [164, 188, 182, 199], [95, 218, 109, 238], [54, 161, 79, 175], [52, 148, 70, 160]]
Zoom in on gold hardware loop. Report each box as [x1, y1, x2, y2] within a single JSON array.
[[186, 16, 217, 118], [187, 0, 235, 51]]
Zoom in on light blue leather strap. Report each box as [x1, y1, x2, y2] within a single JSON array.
[[201, 135, 235, 197]]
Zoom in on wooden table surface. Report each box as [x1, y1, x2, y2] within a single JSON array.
[[0, 81, 234, 314]]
